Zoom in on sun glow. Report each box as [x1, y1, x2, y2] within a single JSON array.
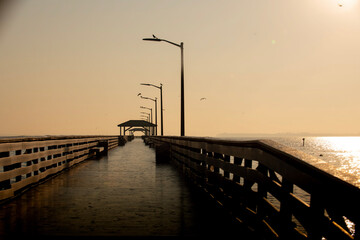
[[337, 0, 358, 8]]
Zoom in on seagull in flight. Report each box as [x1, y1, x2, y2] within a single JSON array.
[[200, 97, 206, 101]]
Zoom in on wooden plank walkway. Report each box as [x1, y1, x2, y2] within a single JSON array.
[[0, 138, 255, 239]]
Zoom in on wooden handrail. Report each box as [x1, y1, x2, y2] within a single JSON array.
[[148, 136, 360, 240], [0, 136, 126, 202]]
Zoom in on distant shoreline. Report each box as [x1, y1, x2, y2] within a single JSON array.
[[216, 133, 360, 138], [1, 133, 360, 140]]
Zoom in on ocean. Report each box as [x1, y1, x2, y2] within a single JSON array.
[[226, 136, 360, 177]]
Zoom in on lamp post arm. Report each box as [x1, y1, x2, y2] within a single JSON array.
[[140, 83, 161, 89], [141, 96, 156, 102], [160, 39, 181, 48], [143, 36, 181, 48]]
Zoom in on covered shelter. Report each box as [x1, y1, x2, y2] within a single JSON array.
[[117, 120, 157, 136]]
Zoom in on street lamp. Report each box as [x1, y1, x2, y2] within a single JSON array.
[[143, 35, 185, 136], [140, 112, 151, 122], [140, 114, 150, 122], [140, 116, 149, 121], [140, 106, 152, 123], [140, 115, 151, 135], [141, 83, 163, 136], [140, 95, 157, 135]]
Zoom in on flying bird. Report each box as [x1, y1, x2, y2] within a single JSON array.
[[200, 98, 206, 101]]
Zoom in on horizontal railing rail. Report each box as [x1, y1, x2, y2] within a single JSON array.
[[0, 135, 129, 202], [147, 136, 360, 240]]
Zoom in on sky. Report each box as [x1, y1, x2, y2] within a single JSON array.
[[0, 0, 359, 137]]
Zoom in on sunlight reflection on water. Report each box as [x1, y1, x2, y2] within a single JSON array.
[[317, 137, 360, 175], [231, 136, 360, 236], [272, 136, 359, 237], [273, 136, 360, 177], [230, 136, 360, 177]]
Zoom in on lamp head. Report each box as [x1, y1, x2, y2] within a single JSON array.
[[143, 38, 161, 42]]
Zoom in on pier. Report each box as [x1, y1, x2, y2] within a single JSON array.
[[0, 136, 253, 239], [0, 135, 360, 239]]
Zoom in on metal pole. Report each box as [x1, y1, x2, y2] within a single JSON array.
[[180, 42, 185, 136], [150, 108, 153, 124], [155, 98, 157, 136], [143, 36, 184, 136], [160, 84, 163, 136]]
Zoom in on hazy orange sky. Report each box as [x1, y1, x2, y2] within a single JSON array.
[[1, 0, 359, 137]]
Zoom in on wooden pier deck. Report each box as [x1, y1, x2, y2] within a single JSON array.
[[0, 138, 254, 239]]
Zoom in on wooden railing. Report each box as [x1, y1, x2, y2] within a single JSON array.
[[147, 136, 360, 240], [0, 135, 129, 202]]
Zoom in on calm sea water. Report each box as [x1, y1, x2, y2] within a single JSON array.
[[275, 136, 360, 176], [223, 136, 360, 177]]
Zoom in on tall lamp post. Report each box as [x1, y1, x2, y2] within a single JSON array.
[[140, 115, 150, 135], [143, 35, 185, 136], [140, 95, 157, 136], [141, 83, 163, 136]]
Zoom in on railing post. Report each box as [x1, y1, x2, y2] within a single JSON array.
[[0, 151, 11, 190], [233, 157, 243, 183], [15, 150, 22, 182], [244, 159, 253, 190], [256, 163, 268, 218], [243, 159, 256, 211], [309, 193, 324, 240], [279, 178, 294, 238], [213, 152, 222, 174], [223, 154, 230, 178], [25, 148, 33, 178], [155, 142, 170, 163]]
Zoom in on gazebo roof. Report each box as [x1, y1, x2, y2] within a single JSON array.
[[117, 120, 156, 127]]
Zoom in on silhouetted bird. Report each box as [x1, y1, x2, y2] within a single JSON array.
[[200, 98, 206, 101]]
